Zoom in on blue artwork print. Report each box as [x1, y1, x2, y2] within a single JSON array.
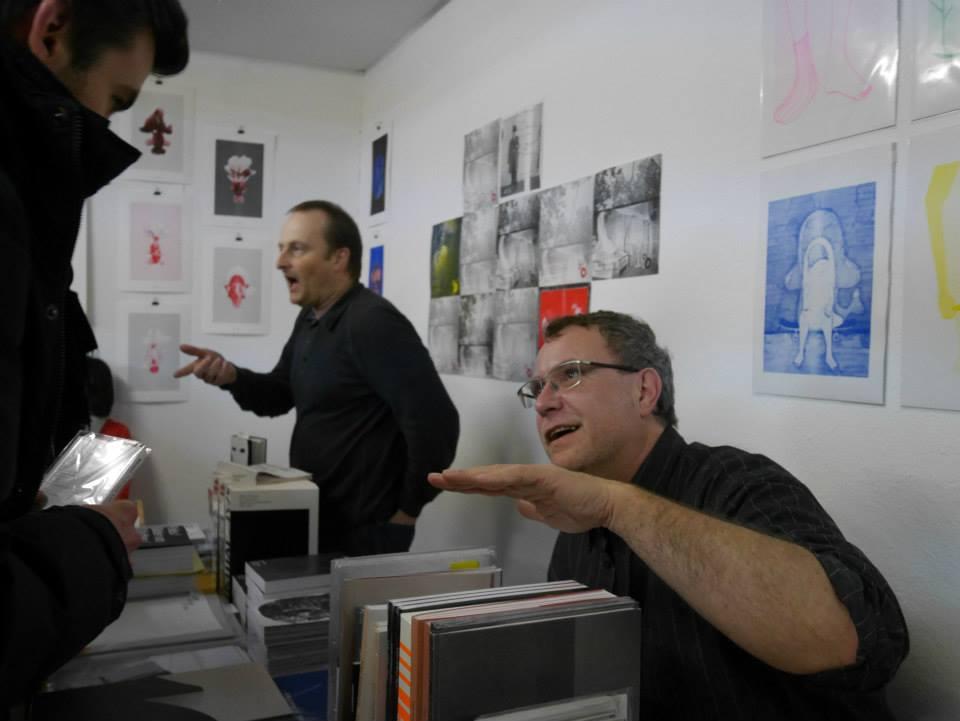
[[763, 182, 875, 377], [370, 134, 387, 215], [369, 245, 384, 296]]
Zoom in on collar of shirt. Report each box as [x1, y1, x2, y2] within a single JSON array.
[[306, 282, 361, 328]]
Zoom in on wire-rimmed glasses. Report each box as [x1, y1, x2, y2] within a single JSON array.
[[516, 359, 641, 408]]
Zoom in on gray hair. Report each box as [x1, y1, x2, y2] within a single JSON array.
[[545, 310, 678, 427]]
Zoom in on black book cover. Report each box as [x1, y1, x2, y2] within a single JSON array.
[[429, 601, 641, 721], [137, 525, 192, 550]]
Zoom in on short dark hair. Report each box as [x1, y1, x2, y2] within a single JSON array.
[[2, 0, 189, 76], [545, 310, 678, 427], [287, 200, 362, 282]]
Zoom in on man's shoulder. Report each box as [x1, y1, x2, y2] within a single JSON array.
[[344, 287, 414, 328]]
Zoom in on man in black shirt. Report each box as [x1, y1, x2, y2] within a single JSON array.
[[429, 310, 907, 720], [177, 201, 459, 556]]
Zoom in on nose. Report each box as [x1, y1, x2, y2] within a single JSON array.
[[534, 382, 562, 415], [276, 250, 287, 271]]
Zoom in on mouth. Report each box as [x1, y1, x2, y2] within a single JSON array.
[[284, 275, 300, 292], [544, 424, 580, 444]]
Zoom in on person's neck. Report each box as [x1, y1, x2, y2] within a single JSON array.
[[598, 420, 666, 483], [311, 279, 355, 316]]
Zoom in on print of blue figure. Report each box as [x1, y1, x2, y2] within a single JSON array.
[[370, 134, 388, 215], [764, 183, 874, 377]]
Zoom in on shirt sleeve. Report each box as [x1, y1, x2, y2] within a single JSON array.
[[349, 303, 460, 517], [225, 315, 298, 417], [711, 455, 909, 692]]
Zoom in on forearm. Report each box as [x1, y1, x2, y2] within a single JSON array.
[[226, 367, 294, 417], [606, 482, 858, 674]]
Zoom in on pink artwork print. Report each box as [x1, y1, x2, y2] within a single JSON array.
[[139, 108, 173, 155], [224, 269, 251, 308], [774, 0, 873, 125], [147, 229, 163, 265], [129, 202, 182, 284], [224, 155, 256, 204], [143, 327, 170, 375]]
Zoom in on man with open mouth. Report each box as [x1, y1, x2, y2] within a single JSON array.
[[177, 201, 459, 557], [429, 310, 907, 721]]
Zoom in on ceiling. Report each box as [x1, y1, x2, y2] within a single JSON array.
[[179, 0, 450, 73]]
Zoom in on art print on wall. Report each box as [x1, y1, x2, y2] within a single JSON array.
[[913, 0, 960, 119], [460, 207, 499, 295], [499, 103, 543, 199], [463, 119, 499, 212], [762, 0, 898, 156], [371, 133, 388, 216], [203, 126, 276, 229], [459, 293, 496, 377], [496, 194, 540, 290], [538, 284, 590, 348], [430, 217, 462, 298], [901, 126, 960, 411], [116, 84, 194, 183], [116, 183, 190, 293], [201, 230, 271, 335], [369, 244, 384, 296], [492, 287, 539, 382], [429, 296, 460, 375], [754, 145, 892, 404], [118, 301, 189, 403], [592, 155, 661, 280], [538, 176, 593, 288]]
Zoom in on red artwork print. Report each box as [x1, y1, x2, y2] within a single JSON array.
[[225, 273, 250, 308], [146, 343, 160, 374], [139, 108, 173, 155], [147, 230, 163, 265], [538, 285, 591, 348]]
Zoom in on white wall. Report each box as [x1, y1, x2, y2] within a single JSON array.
[[86, 51, 363, 524], [360, 1, 959, 718]]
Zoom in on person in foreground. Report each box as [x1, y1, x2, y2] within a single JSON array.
[[0, 0, 188, 708], [176, 201, 459, 556], [429, 310, 908, 720]]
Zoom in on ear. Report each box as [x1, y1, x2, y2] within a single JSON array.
[[26, 0, 72, 72], [335, 247, 351, 271], [633, 368, 663, 418]]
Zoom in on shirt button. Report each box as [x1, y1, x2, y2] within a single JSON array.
[[45, 304, 59, 320]]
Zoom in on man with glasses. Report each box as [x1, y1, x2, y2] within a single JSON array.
[[429, 310, 907, 720]]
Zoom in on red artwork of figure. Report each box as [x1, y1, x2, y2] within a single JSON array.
[[146, 343, 160, 374], [225, 272, 250, 308], [139, 108, 173, 155], [147, 229, 163, 265], [224, 155, 256, 204]]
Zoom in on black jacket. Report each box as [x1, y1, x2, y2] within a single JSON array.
[[0, 39, 140, 705]]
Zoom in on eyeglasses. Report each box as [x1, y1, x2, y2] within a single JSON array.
[[516, 359, 641, 408]]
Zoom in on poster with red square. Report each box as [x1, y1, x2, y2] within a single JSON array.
[[538, 284, 590, 347]]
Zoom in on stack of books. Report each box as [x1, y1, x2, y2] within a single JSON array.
[[327, 547, 501, 721], [326, 549, 642, 721], [128, 524, 204, 599], [245, 553, 340, 677]]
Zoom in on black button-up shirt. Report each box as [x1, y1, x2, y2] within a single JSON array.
[[549, 426, 908, 720], [227, 284, 459, 545]]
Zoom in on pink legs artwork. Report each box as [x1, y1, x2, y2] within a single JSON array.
[[774, 0, 873, 125], [224, 155, 257, 204], [139, 108, 173, 155]]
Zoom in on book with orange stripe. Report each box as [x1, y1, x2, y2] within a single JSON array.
[[397, 587, 608, 721], [385, 580, 583, 721]]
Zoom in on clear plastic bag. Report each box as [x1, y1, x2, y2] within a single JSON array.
[[40, 431, 151, 507]]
